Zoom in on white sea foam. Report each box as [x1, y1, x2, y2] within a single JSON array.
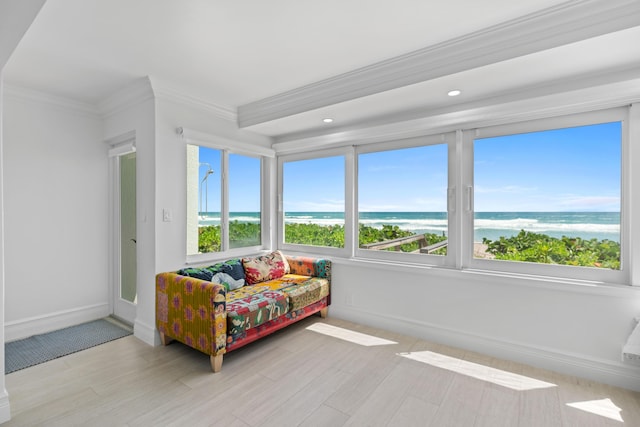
[[229, 216, 260, 222], [474, 218, 619, 234], [285, 217, 344, 226]]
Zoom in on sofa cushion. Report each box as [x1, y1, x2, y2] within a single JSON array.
[[242, 250, 290, 284], [286, 256, 331, 279], [226, 285, 289, 336], [237, 273, 329, 315], [281, 277, 330, 311]]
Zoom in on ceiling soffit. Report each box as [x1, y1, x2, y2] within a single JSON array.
[[271, 71, 640, 154], [237, 0, 640, 129]]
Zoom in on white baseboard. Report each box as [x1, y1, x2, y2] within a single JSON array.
[[4, 303, 110, 342], [0, 390, 11, 424], [330, 304, 640, 392], [134, 318, 160, 346]]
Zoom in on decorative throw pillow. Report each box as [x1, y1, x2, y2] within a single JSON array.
[[178, 258, 246, 282], [206, 258, 245, 281], [211, 272, 245, 291], [242, 250, 290, 285], [177, 267, 214, 281]]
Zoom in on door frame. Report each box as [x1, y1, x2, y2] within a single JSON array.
[[106, 131, 137, 325]]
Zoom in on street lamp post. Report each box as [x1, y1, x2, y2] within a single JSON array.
[[199, 163, 214, 216]]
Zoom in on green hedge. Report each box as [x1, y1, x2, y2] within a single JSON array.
[[483, 230, 620, 269]]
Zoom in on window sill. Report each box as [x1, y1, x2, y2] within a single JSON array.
[[332, 256, 640, 297]]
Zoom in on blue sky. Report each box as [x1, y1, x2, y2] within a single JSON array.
[[282, 145, 449, 212], [197, 149, 260, 212], [199, 121, 621, 213], [475, 122, 621, 212]]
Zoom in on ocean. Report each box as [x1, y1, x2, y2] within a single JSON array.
[[198, 211, 620, 243]]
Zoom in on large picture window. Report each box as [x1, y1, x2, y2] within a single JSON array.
[[187, 144, 262, 256], [469, 110, 625, 281], [281, 154, 345, 249], [229, 153, 261, 249], [357, 142, 449, 260], [275, 107, 630, 284]]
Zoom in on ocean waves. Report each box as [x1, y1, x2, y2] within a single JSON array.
[[473, 217, 619, 234], [198, 211, 621, 243]]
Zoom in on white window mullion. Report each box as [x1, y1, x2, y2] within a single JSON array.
[[460, 130, 475, 269], [345, 147, 356, 257], [626, 103, 638, 286], [220, 150, 229, 252], [448, 130, 463, 270], [262, 156, 275, 251]]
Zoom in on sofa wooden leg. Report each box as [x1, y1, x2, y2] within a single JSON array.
[[159, 332, 173, 346], [319, 307, 328, 318], [211, 354, 223, 373]]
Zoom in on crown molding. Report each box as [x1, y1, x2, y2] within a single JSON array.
[[272, 72, 640, 154], [98, 76, 155, 118], [178, 127, 275, 158], [239, 0, 640, 128], [3, 83, 100, 118], [151, 82, 237, 123]]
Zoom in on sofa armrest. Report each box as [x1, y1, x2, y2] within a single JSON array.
[[156, 272, 227, 357], [285, 256, 331, 282]]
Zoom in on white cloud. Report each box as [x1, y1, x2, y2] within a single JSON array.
[[475, 185, 538, 194], [556, 196, 620, 210]]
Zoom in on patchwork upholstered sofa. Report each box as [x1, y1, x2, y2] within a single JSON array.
[[156, 251, 331, 372]]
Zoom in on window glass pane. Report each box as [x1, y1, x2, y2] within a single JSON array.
[[358, 144, 448, 255], [187, 145, 221, 255], [283, 156, 345, 248], [474, 122, 621, 269], [229, 154, 261, 249]]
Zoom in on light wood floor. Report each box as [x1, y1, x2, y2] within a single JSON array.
[[5, 316, 640, 426]]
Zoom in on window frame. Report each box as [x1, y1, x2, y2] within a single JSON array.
[[181, 128, 273, 264], [354, 133, 457, 267], [277, 147, 353, 258], [461, 107, 629, 284]]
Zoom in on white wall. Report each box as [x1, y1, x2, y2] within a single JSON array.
[[1, 2, 48, 423], [2, 88, 108, 340], [0, 72, 9, 426], [153, 92, 272, 274], [100, 78, 273, 347], [329, 261, 640, 389], [102, 78, 156, 345]]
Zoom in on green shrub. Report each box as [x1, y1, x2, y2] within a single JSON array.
[[483, 230, 620, 269]]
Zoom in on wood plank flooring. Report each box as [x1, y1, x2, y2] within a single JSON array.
[[5, 316, 640, 426]]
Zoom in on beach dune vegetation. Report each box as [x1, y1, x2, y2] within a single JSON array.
[[198, 223, 618, 270], [483, 230, 620, 269], [198, 222, 447, 253]]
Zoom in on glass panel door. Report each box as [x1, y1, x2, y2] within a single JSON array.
[[114, 151, 137, 323], [120, 152, 137, 303]]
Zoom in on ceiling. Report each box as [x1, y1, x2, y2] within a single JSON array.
[[4, 0, 640, 141]]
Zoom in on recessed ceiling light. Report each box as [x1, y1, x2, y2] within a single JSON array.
[[322, 118, 334, 123], [448, 90, 461, 97]]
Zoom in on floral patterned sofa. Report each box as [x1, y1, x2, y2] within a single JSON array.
[[156, 251, 331, 372]]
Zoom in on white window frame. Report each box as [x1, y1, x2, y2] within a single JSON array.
[[278, 147, 353, 258], [354, 133, 457, 268], [180, 128, 273, 264], [461, 107, 629, 284]]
